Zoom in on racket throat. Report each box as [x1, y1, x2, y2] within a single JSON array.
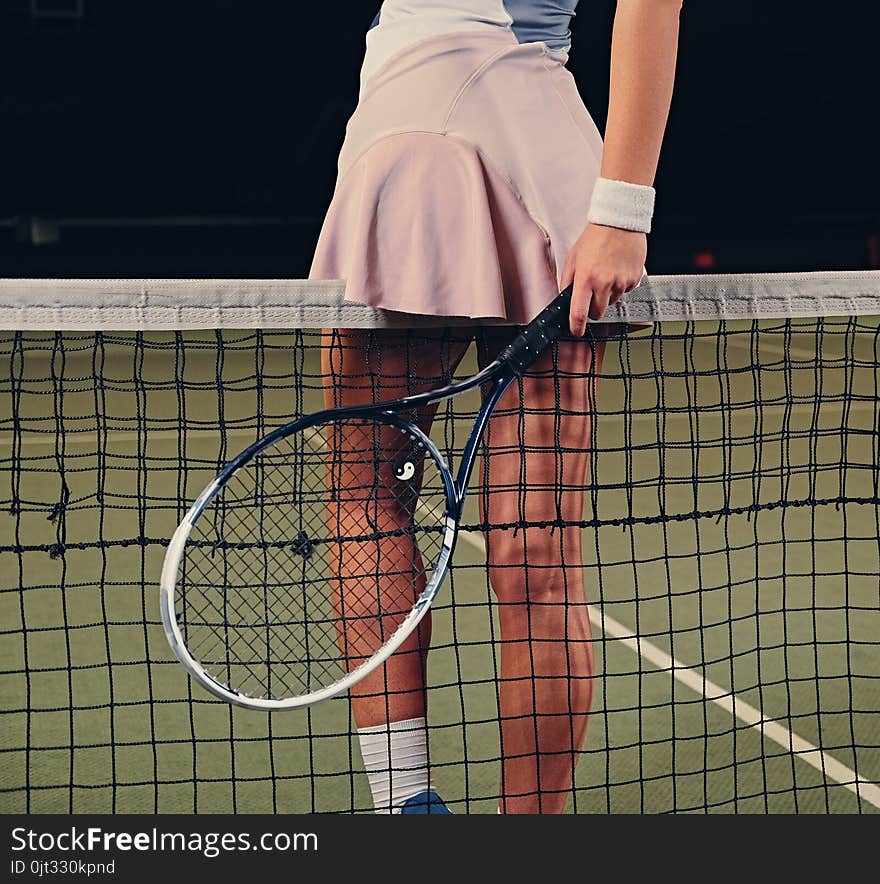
[[451, 374, 513, 506]]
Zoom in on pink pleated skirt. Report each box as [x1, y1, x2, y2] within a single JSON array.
[[309, 30, 606, 323]]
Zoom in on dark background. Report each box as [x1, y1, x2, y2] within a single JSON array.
[[1, 0, 878, 278]]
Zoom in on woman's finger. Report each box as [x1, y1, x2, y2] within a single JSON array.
[[569, 276, 593, 336], [588, 276, 615, 321], [606, 277, 628, 306]]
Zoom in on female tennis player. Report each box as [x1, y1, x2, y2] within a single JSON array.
[[309, 0, 683, 814]]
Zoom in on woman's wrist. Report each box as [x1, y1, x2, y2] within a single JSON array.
[[587, 177, 655, 234]]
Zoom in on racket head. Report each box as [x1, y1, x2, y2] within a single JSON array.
[[160, 410, 458, 710]]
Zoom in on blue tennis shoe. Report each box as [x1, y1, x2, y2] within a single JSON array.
[[400, 790, 452, 814]]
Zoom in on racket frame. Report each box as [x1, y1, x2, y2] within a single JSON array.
[[160, 372, 512, 709]]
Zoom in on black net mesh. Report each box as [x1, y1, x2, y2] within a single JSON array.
[[1, 312, 878, 813]]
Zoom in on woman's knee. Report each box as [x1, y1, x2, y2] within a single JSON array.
[[485, 527, 583, 603], [485, 524, 559, 565]]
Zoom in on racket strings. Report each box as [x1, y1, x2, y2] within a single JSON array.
[[178, 416, 449, 699]]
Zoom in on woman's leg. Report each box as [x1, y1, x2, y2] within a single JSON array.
[[478, 333, 605, 814], [322, 328, 470, 811]]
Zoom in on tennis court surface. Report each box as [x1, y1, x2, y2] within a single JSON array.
[[1, 271, 878, 813]]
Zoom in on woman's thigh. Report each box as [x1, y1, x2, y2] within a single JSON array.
[[322, 327, 471, 406], [320, 329, 473, 658], [476, 332, 605, 579]]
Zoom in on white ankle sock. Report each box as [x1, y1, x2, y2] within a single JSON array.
[[357, 717, 431, 814]]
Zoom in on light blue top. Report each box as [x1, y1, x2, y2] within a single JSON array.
[[369, 1, 579, 53]]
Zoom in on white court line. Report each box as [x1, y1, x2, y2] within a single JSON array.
[[453, 525, 880, 809]]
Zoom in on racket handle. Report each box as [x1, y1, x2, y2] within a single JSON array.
[[497, 285, 574, 375]]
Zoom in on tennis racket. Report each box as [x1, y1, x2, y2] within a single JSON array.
[[160, 285, 574, 709]]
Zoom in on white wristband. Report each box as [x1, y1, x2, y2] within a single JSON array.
[[587, 177, 656, 234]]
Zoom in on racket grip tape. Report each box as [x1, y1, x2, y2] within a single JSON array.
[[497, 285, 574, 375]]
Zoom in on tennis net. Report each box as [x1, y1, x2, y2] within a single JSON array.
[[1, 272, 879, 813]]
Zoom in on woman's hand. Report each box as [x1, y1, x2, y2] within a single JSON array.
[[561, 223, 647, 336]]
